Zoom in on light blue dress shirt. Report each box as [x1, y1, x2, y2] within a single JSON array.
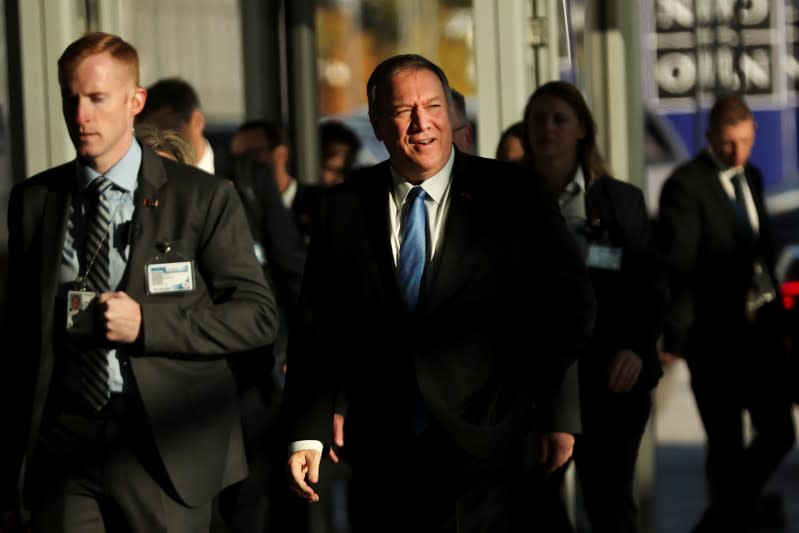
[[59, 139, 141, 393]]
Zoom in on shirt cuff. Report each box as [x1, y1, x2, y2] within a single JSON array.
[[288, 440, 324, 455]]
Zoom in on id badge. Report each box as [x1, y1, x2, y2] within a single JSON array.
[[145, 261, 195, 294], [586, 244, 622, 271], [66, 289, 96, 335]]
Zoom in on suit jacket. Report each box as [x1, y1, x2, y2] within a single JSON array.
[[284, 151, 595, 463], [227, 156, 307, 393], [581, 176, 667, 393], [1, 146, 278, 507], [658, 151, 780, 361]]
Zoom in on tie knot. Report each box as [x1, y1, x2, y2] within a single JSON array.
[[406, 186, 427, 204], [88, 176, 114, 197]]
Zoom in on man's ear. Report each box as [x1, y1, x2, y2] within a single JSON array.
[[465, 124, 474, 146], [273, 144, 290, 166], [190, 108, 206, 135], [369, 113, 383, 141], [130, 87, 147, 117]]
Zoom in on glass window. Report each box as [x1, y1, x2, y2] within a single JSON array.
[[315, 0, 475, 160]]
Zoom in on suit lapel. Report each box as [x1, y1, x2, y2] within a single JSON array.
[[698, 153, 737, 228], [421, 153, 478, 315], [124, 147, 168, 297], [39, 167, 74, 327], [359, 163, 402, 306]]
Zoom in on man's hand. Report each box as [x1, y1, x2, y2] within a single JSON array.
[[287, 449, 322, 502], [98, 291, 142, 343], [539, 431, 575, 473], [607, 349, 642, 393], [328, 413, 345, 464]]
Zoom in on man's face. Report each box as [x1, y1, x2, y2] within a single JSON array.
[[707, 118, 756, 169], [320, 143, 351, 186], [230, 129, 274, 166], [62, 51, 145, 174], [370, 68, 453, 182], [452, 122, 474, 154], [496, 134, 525, 163]]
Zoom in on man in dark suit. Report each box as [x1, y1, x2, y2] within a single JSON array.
[[136, 77, 218, 176], [230, 120, 320, 243], [0, 32, 278, 533], [658, 93, 795, 533], [284, 54, 595, 533]]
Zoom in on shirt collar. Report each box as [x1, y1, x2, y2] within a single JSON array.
[[196, 137, 215, 175], [281, 178, 298, 209], [570, 166, 587, 194], [559, 165, 586, 201], [390, 147, 455, 206], [707, 147, 743, 180], [76, 138, 141, 192]]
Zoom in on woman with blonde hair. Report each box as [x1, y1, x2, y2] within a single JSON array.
[[136, 123, 196, 165]]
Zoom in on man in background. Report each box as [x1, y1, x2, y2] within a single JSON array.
[[137, 77, 216, 174], [658, 93, 795, 533], [319, 120, 362, 187], [450, 87, 475, 154], [230, 120, 317, 241]]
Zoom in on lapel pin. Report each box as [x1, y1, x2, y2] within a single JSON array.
[[144, 197, 159, 207]]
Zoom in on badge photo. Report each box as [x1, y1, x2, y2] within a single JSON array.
[[66, 289, 97, 335]]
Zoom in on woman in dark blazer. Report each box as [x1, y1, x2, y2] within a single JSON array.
[[521, 81, 668, 533]]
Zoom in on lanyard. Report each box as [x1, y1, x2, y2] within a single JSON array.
[[74, 195, 124, 291]]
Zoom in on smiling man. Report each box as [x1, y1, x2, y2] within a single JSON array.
[[283, 54, 595, 532]]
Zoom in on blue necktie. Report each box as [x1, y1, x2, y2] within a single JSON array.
[[398, 186, 428, 312]]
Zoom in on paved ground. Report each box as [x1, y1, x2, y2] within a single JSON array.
[[652, 360, 799, 533]]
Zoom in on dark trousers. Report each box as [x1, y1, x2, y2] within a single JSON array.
[[524, 389, 652, 533], [27, 395, 211, 533], [347, 425, 525, 533], [574, 389, 652, 533], [686, 321, 796, 533]]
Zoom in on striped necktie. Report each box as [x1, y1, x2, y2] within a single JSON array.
[[398, 186, 428, 312], [81, 176, 114, 410]]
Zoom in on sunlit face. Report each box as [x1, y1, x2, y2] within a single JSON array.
[[370, 68, 453, 183], [707, 118, 755, 169], [525, 93, 585, 165], [62, 51, 145, 174], [496, 134, 525, 163]]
